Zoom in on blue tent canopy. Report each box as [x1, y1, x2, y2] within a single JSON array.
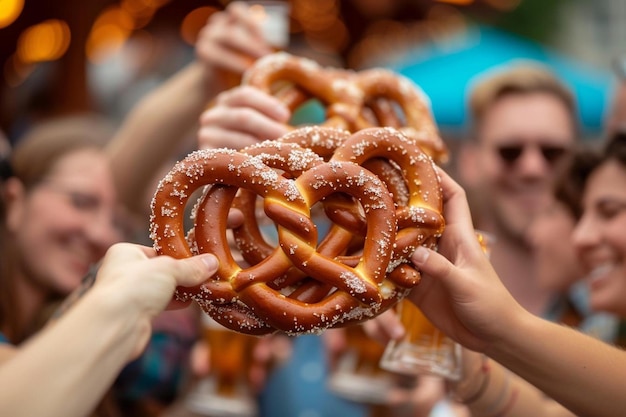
[[390, 25, 615, 136]]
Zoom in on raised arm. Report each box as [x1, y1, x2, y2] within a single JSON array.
[[106, 2, 273, 216], [0, 243, 217, 417], [408, 169, 626, 417]]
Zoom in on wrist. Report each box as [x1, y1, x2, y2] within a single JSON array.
[[451, 353, 490, 404], [483, 301, 531, 360], [81, 286, 148, 358]]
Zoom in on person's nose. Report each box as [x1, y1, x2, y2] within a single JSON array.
[[86, 213, 124, 255], [515, 145, 551, 177], [571, 212, 600, 253]]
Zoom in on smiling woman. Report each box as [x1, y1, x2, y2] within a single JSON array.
[[570, 132, 626, 316], [0, 114, 134, 417], [0, 114, 124, 344]]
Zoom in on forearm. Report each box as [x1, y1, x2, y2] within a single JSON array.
[[453, 353, 576, 417], [106, 61, 214, 215], [488, 312, 626, 417], [0, 291, 145, 417]]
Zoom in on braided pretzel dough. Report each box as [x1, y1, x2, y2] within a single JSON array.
[[150, 127, 444, 335], [242, 52, 449, 163]]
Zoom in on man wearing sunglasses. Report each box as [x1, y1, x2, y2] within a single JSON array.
[[457, 62, 578, 318]]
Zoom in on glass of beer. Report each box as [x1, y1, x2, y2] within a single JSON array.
[[185, 312, 259, 417], [378, 300, 462, 381], [249, 1, 291, 50], [379, 231, 495, 380], [327, 325, 396, 404]]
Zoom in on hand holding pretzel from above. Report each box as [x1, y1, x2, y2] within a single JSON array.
[[150, 126, 444, 335]]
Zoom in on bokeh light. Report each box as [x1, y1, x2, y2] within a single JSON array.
[[87, 6, 135, 63], [180, 6, 217, 45], [17, 19, 71, 63], [0, 0, 24, 29]]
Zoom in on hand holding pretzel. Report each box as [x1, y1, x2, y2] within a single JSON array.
[[150, 126, 444, 335]]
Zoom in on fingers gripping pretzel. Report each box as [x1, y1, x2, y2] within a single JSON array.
[[150, 127, 444, 335], [331, 128, 444, 309]]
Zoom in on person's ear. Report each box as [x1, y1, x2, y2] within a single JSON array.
[[4, 177, 27, 233]]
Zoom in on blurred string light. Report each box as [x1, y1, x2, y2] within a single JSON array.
[[120, 0, 157, 29], [0, 0, 24, 28], [87, 6, 134, 63], [291, 0, 348, 53], [4, 19, 70, 86], [17, 19, 71, 63], [180, 6, 217, 45], [347, 4, 467, 68], [86, 0, 172, 63]]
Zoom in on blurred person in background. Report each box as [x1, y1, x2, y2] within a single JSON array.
[[526, 155, 619, 341], [457, 62, 578, 317], [0, 115, 131, 417], [367, 61, 581, 415], [0, 3, 280, 416]]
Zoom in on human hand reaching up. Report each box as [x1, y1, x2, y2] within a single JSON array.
[[407, 169, 526, 354], [195, 2, 274, 94], [198, 86, 290, 150]]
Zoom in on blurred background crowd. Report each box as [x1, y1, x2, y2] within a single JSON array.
[[0, 0, 623, 144]]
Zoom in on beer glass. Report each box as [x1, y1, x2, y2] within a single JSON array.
[[379, 230, 495, 380], [185, 313, 259, 417], [378, 300, 462, 380], [249, 1, 291, 50]]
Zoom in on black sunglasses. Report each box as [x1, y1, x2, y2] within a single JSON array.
[[496, 143, 570, 165]]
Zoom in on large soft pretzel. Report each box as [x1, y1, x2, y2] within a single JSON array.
[[242, 52, 449, 163], [150, 127, 444, 335]]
